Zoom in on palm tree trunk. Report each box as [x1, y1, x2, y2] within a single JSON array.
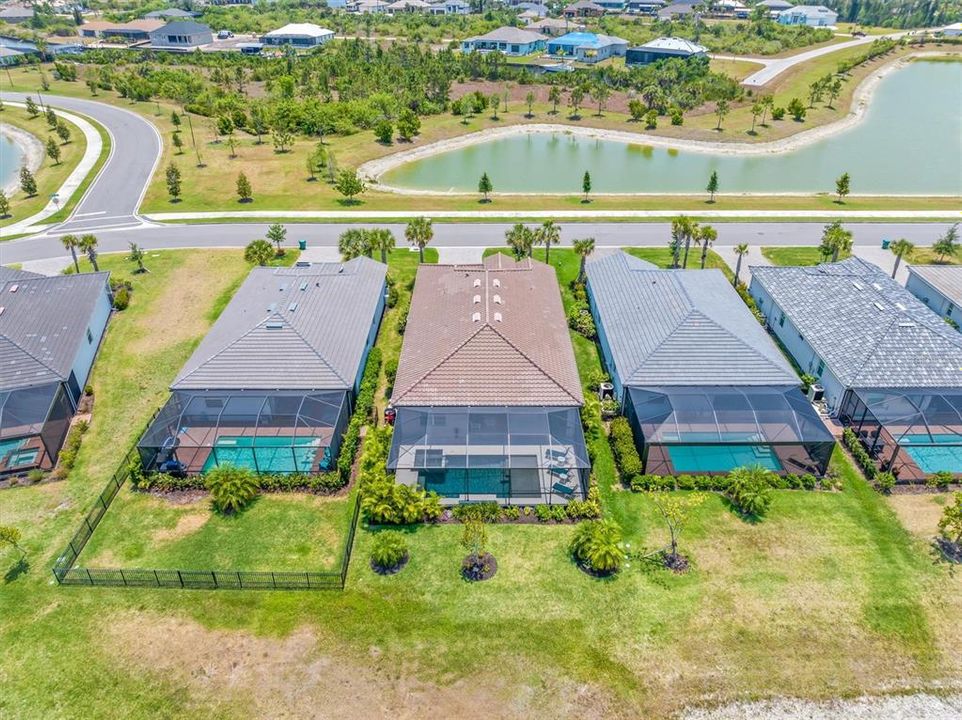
[[381, 248, 387, 264], [70, 248, 79, 274], [578, 257, 586, 283], [701, 246, 708, 269], [734, 256, 742, 286], [682, 239, 691, 269], [545, 243, 550, 264], [418, 246, 424, 264]]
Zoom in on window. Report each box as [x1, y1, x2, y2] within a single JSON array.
[[86, 328, 93, 344], [816, 360, 824, 376], [778, 312, 785, 328], [948, 303, 955, 317]]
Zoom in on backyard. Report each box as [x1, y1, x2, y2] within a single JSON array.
[[762, 244, 961, 266]]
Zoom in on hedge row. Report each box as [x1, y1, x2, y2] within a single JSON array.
[[449, 484, 602, 523], [132, 470, 345, 494], [609, 416, 643, 478], [336, 346, 382, 485], [628, 471, 821, 493], [842, 427, 877, 480]]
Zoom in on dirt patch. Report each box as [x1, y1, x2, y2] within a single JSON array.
[[153, 512, 208, 543], [886, 494, 947, 539], [682, 692, 962, 720]]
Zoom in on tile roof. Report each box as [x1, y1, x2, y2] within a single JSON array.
[[392, 254, 583, 407], [264, 23, 334, 38], [907, 265, 962, 308], [465, 26, 546, 44], [0, 272, 110, 391], [587, 251, 798, 387], [635, 36, 708, 53], [751, 257, 962, 389], [172, 258, 386, 391]]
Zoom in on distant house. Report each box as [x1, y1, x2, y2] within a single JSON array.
[[387, 0, 431, 12], [905, 265, 962, 328], [0, 267, 112, 476], [528, 17, 585, 36], [626, 36, 708, 66], [426, 0, 470, 14], [757, 0, 793, 11], [657, 0, 702, 19], [627, 0, 666, 14], [0, 4, 34, 24], [777, 4, 837, 26], [563, 0, 605, 17], [940, 22, 962, 37], [84, 19, 164, 43], [138, 259, 388, 476], [262, 23, 335, 47], [461, 26, 546, 55], [594, 0, 626, 11], [351, 0, 391, 13], [144, 8, 199, 19], [387, 254, 589, 505], [546, 31, 628, 63], [148, 21, 213, 50]]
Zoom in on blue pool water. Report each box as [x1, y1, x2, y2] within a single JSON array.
[[0, 437, 38, 468], [667, 444, 783, 473], [900, 433, 962, 473], [202, 436, 327, 474]]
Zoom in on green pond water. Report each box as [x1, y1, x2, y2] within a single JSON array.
[[381, 60, 962, 195]]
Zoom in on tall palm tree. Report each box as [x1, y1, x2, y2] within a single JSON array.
[[819, 221, 853, 263], [405, 216, 433, 264], [78, 234, 99, 272], [505, 223, 533, 260], [733, 243, 749, 286], [61, 234, 80, 274], [574, 237, 595, 283], [672, 216, 698, 269], [888, 238, 914, 279], [536, 220, 561, 265], [369, 228, 396, 264], [696, 224, 717, 269], [338, 228, 371, 260]]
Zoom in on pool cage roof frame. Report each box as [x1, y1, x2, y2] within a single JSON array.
[[849, 387, 962, 446], [0, 382, 62, 440]]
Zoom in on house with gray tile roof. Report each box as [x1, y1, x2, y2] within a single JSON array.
[[587, 251, 833, 476], [905, 265, 962, 329], [461, 26, 547, 55], [138, 258, 387, 476], [0, 271, 112, 475], [387, 253, 590, 505]]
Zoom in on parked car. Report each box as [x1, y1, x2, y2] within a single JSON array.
[[217, 29, 234, 39]]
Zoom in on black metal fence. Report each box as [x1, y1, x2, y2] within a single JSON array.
[[51, 422, 361, 591]]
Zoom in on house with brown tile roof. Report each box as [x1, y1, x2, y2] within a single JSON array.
[[387, 253, 590, 505]]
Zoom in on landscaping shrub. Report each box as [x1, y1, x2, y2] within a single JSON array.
[[567, 302, 596, 339], [51, 419, 88, 479], [361, 479, 440, 525], [629, 474, 675, 491], [452, 502, 500, 523], [384, 355, 399, 395], [112, 286, 130, 311], [385, 275, 399, 308], [570, 519, 623, 575], [460, 518, 496, 581], [609, 417, 643, 479], [727, 465, 774, 518], [535, 504, 567, 522], [939, 492, 962, 544], [843, 427, 878, 481], [336, 347, 382, 484], [927, 470, 953, 491], [874, 471, 896, 494], [369, 530, 408, 572], [395, 301, 409, 334], [205, 465, 259, 514], [500, 506, 520, 521]]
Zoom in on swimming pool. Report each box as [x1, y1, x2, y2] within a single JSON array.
[[201, 436, 328, 474], [0, 438, 39, 469], [667, 444, 782, 473], [899, 433, 962, 474]]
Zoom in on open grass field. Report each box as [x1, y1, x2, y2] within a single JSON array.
[[1, 248, 960, 718], [762, 244, 961, 266]]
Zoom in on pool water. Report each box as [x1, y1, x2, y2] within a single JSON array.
[[0, 437, 39, 469], [202, 436, 328, 474], [900, 433, 962, 474], [667, 444, 783, 473], [422, 469, 508, 498]]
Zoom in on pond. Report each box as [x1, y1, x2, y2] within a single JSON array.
[[380, 60, 962, 196], [0, 132, 25, 192]]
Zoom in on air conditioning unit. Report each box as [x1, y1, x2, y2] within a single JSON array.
[[808, 384, 825, 403], [598, 382, 614, 401]]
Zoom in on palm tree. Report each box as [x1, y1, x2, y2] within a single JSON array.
[[505, 223, 534, 260], [369, 228, 396, 264], [338, 228, 372, 260], [78, 234, 99, 272], [733, 243, 749, 286], [696, 224, 717, 269], [574, 237, 595, 283], [535, 220, 561, 265], [405, 216, 433, 263], [61, 234, 80, 274], [819, 220, 853, 263], [888, 238, 914, 279], [671, 216, 698, 269]]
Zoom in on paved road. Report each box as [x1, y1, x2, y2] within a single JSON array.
[[2, 221, 956, 265], [1, 92, 161, 233]]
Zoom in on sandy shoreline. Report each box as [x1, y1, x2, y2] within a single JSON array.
[[0, 122, 43, 196], [361, 52, 955, 195]]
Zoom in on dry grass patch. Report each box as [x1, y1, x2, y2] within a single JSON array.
[[152, 510, 209, 543]]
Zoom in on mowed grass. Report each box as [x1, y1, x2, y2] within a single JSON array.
[[762, 244, 960, 266], [0, 247, 960, 719]]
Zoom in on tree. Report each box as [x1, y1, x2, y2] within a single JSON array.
[[55, 120, 70, 144], [205, 465, 259, 515], [827, 78, 843, 109], [819, 220, 853, 262], [24, 96, 39, 118], [706, 170, 719, 203], [933, 224, 960, 262], [127, 242, 147, 273], [226, 133, 237, 159], [645, 109, 657, 130], [569, 85, 585, 117], [478, 171, 493, 202], [727, 465, 774, 518], [505, 223, 534, 260], [525, 91, 535, 118], [938, 492, 962, 545], [396, 109, 420, 141], [535, 220, 560, 264], [405, 216, 433, 263], [244, 239, 274, 266], [86, 78, 98, 96], [0, 190, 9, 219], [374, 119, 393, 144], [750, 102, 763, 134], [19, 166, 37, 197], [338, 228, 373, 260], [696, 224, 717, 269], [266, 223, 287, 255], [460, 518, 491, 580], [44, 107, 57, 128], [574, 237, 595, 283], [760, 95, 774, 126], [889, 238, 914, 278], [0, 525, 24, 558], [582, 171, 592, 203], [165, 163, 182, 202], [714, 99, 729, 130], [548, 85, 561, 114], [835, 172, 850, 203], [172, 131, 183, 154], [648, 491, 705, 566], [671, 215, 698, 269], [369, 228, 396, 263], [170, 110, 181, 128], [570, 519, 623, 575], [787, 97, 807, 122], [236, 172, 253, 203], [628, 98, 645, 122], [590, 82, 610, 116], [79, 234, 100, 272], [45, 136, 61, 165], [489, 92, 500, 119], [272, 125, 294, 153], [733, 243, 749, 286], [334, 169, 366, 203], [61, 234, 80, 273], [305, 152, 318, 181]]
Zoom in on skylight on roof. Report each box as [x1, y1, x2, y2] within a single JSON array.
[[873, 302, 885, 311], [853, 281, 864, 290]]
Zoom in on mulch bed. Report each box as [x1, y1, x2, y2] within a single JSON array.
[[371, 552, 409, 576], [436, 510, 575, 525], [935, 537, 962, 564], [576, 560, 617, 579], [147, 488, 208, 505], [461, 553, 498, 582], [662, 552, 691, 574]]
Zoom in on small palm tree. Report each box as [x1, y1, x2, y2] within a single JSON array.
[[205, 465, 259, 515], [61, 233, 80, 274], [505, 223, 533, 260], [888, 238, 914, 279], [338, 228, 372, 260], [405, 216, 433, 263], [368, 228, 396, 264], [733, 243, 749, 286], [536, 220, 561, 264], [574, 237, 595, 283], [672, 216, 698, 269], [696, 224, 717, 269], [78, 234, 99, 272], [244, 239, 274, 266]]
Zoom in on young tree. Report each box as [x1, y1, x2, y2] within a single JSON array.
[[827, 78, 843, 109], [582, 171, 592, 203], [787, 97, 807, 122], [165, 163, 182, 202], [170, 129, 183, 154], [819, 220, 853, 262], [334, 169, 366, 203], [706, 170, 719, 203], [460, 518, 492, 580], [272, 125, 294, 153], [79, 234, 99, 272], [645, 109, 657, 129], [714, 99, 730, 130], [505, 223, 534, 260], [0, 525, 24, 558], [938, 492, 962, 545], [760, 95, 774, 126], [236, 171, 253, 203], [226, 133, 237, 159], [61, 234, 80, 273], [19, 167, 37, 197], [889, 238, 914, 279], [244, 238, 274, 266], [396, 109, 420, 141], [24, 96, 39, 118], [127, 242, 147, 273], [628, 98, 645, 122], [535, 219, 560, 264], [750, 102, 763, 134], [55, 120, 70, 144], [648, 491, 705, 568], [733, 243, 749, 286], [590, 82, 611, 116], [933, 223, 960, 263], [569, 85, 585, 118], [374, 119, 394, 144], [266, 223, 287, 255], [478, 171, 493, 202], [305, 152, 318, 181], [489, 92, 501, 120], [574, 237, 595, 283], [369, 228, 396, 264], [170, 110, 181, 128], [548, 85, 561, 114], [696, 224, 718, 269], [44, 106, 57, 128], [326, 150, 338, 183], [835, 172, 850, 203], [405, 216, 433, 263], [86, 78, 98, 96], [525, 90, 535, 118], [0, 190, 9, 218], [45, 136, 61, 165]]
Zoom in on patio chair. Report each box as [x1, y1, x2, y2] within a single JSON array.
[[552, 482, 575, 497]]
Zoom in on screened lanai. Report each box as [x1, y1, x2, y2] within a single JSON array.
[[625, 385, 835, 476], [0, 383, 73, 474], [138, 390, 350, 475], [840, 388, 962, 481], [387, 406, 591, 504]]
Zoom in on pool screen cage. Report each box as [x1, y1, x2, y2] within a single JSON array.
[[0, 382, 73, 474], [840, 388, 962, 481], [138, 390, 350, 475], [625, 385, 835, 476], [387, 406, 591, 504]]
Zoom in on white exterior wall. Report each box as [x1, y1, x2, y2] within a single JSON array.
[[905, 273, 959, 325]]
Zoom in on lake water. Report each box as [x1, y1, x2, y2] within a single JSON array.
[[0, 132, 25, 192], [381, 60, 962, 195]]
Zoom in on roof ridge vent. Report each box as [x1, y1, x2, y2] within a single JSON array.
[[472, 311, 481, 322], [852, 281, 864, 290], [493, 294, 502, 304], [898, 321, 914, 327], [873, 301, 885, 311], [473, 278, 481, 287], [492, 278, 501, 288], [473, 294, 481, 304], [494, 312, 502, 322]]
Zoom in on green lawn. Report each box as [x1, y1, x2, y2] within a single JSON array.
[[762, 245, 961, 267]]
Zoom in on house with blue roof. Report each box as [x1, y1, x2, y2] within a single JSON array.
[[546, 31, 628, 63], [586, 251, 834, 477]]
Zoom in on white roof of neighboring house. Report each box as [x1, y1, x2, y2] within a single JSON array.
[[388, 0, 431, 7], [264, 23, 335, 39], [636, 36, 708, 53]]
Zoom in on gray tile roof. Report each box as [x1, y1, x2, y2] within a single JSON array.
[[907, 265, 962, 308], [587, 251, 798, 387], [751, 257, 962, 389], [0, 272, 110, 391], [172, 258, 386, 391], [465, 26, 546, 44], [0, 266, 43, 282]]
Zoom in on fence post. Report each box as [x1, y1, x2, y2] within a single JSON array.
[[120, 569, 127, 587], [211, 571, 217, 588], [154, 570, 160, 587], [85, 568, 93, 585], [177, 570, 183, 588]]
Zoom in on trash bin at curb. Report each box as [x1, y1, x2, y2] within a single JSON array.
[[881, 239, 890, 250], [298, 239, 307, 250]]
